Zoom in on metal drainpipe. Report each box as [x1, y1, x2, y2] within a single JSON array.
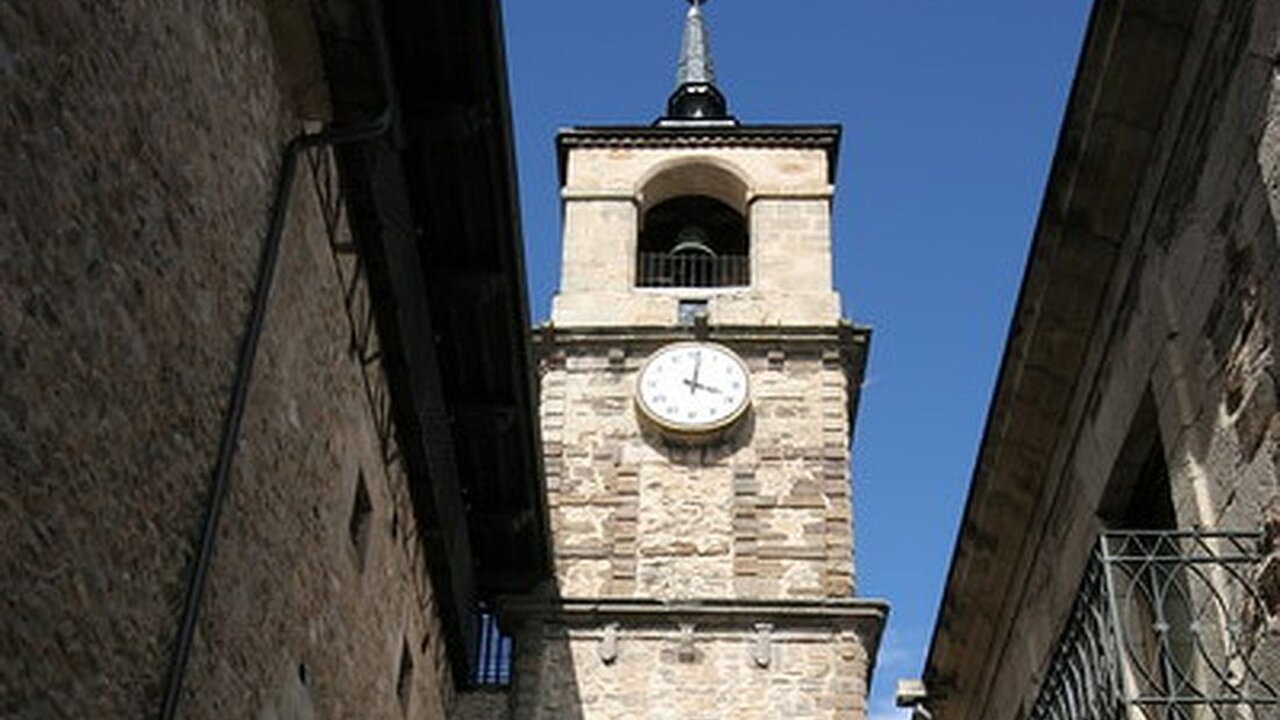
[[158, 2, 397, 717]]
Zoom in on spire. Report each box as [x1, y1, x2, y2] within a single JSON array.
[[662, 0, 734, 125], [676, 0, 715, 86]]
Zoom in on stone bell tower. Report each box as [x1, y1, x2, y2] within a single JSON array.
[[503, 2, 887, 717]]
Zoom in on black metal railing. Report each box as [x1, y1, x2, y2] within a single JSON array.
[[1031, 531, 1278, 720], [470, 608, 513, 687], [636, 252, 749, 288]]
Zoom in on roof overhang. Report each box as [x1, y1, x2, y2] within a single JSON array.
[[920, 0, 1200, 716], [310, 0, 551, 687]]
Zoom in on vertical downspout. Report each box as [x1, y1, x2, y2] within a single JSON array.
[[157, 1, 397, 717]]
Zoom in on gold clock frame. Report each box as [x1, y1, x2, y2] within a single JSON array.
[[634, 341, 752, 438]]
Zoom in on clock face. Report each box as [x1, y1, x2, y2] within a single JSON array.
[[636, 342, 750, 434]]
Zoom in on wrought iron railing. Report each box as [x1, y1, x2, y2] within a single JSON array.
[[1031, 531, 1277, 720], [469, 607, 513, 687], [636, 252, 749, 288]]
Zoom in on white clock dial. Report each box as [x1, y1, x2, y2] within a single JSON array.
[[636, 342, 750, 434]]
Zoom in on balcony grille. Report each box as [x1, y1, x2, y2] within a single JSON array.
[[1031, 531, 1278, 720], [469, 608, 513, 687], [636, 252, 749, 288]]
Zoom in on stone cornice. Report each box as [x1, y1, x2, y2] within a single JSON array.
[[556, 124, 842, 184], [558, 187, 837, 203], [498, 595, 888, 687], [532, 322, 870, 349], [498, 596, 887, 639]]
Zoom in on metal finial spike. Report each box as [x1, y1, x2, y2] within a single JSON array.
[[661, 0, 731, 122], [676, 0, 715, 86]]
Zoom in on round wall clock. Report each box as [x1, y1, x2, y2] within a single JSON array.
[[635, 342, 751, 436]]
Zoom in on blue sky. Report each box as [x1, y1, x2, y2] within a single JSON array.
[[500, 1, 1092, 716]]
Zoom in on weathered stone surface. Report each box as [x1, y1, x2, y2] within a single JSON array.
[[926, 2, 1280, 718], [552, 147, 841, 327], [0, 2, 450, 718], [525, 112, 873, 717], [541, 344, 856, 601], [488, 602, 882, 720]]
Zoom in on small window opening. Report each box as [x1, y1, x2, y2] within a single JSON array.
[[1117, 444, 1175, 531], [396, 638, 414, 712], [470, 606, 513, 687], [638, 195, 748, 288], [678, 299, 709, 327], [348, 471, 373, 571], [1100, 393, 1176, 532], [1099, 392, 1191, 706]]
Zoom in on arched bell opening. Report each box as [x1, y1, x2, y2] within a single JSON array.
[[636, 195, 749, 288]]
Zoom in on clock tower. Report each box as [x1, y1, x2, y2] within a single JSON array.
[[501, 3, 887, 717]]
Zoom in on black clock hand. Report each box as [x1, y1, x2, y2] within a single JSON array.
[[688, 351, 702, 395], [681, 378, 722, 394]]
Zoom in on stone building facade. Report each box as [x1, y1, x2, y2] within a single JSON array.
[[2, 1, 545, 718], [456, 4, 887, 718], [910, 0, 1280, 718]]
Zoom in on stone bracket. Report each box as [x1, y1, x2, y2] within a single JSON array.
[[752, 623, 773, 668], [678, 623, 697, 663], [598, 622, 620, 665]]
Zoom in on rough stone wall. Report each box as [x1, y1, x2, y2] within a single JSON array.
[[504, 620, 870, 720], [974, 1, 1280, 716], [551, 146, 842, 327], [1147, 0, 1279, 537], [180, 144, 454, 720], [531, 132, 866, 717], [540, 340, 855, 601], [1, 2, 450, 718]]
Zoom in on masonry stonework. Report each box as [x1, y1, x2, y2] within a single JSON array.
[[507, 613, 873, 720], [539, 339, 857, 601], [486, 108, 886, 717], [552, 145, 841, 328], [1, 2, 453, 717]]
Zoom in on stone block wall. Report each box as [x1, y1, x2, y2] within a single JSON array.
[[1, 2, 451, 717], [538, 335, 857, 601], [504, 618, 871, 720], [551, 146, 842, 328]]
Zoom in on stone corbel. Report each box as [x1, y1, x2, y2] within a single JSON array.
[[692, 311, 710, 340], [751, 623, 773, 668], [598, 622, 620, 665], [678, 623, 697, 663], [607, 347, 626, 371]]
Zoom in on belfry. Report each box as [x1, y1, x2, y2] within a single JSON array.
[[501, 2, 888, 716]]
